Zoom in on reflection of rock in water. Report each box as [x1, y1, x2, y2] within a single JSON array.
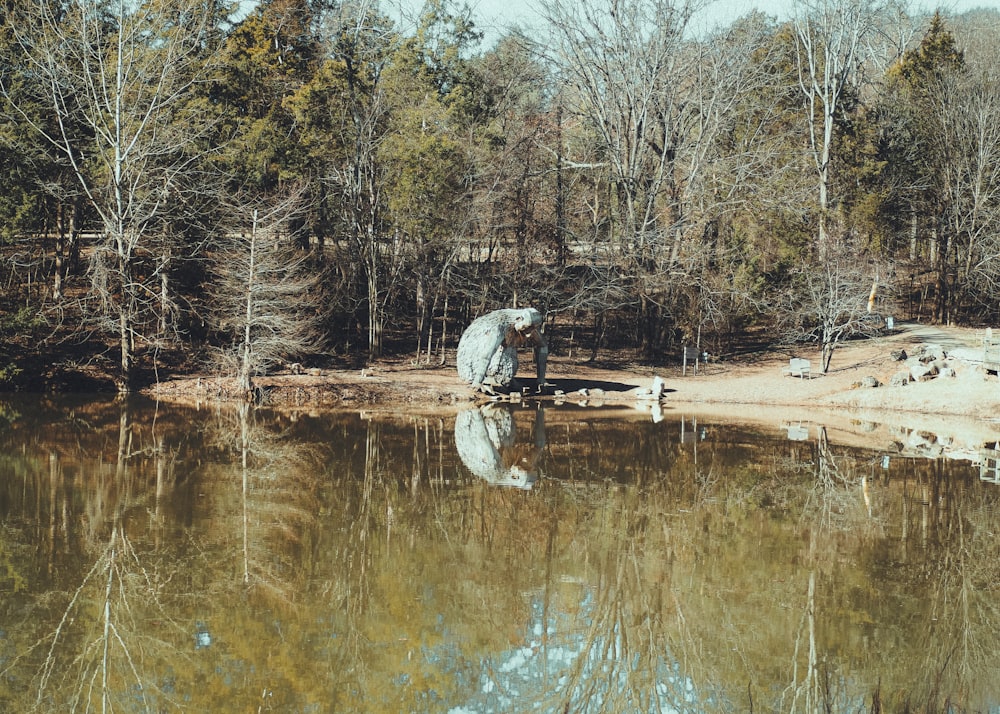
[[454, 405, 546, 489]]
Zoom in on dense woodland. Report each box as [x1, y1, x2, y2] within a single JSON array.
[[1, 0, 999, 393]]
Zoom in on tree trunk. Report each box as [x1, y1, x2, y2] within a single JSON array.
[[555, 103, 567, 267], [53, 199, 82, 300], [53, 201, 75, 300], [119, 308, 132, 393], [821, 341, 834, 373], [115, 231, 135, 393], [367, 267, 382, 359], [438, 292, 449, 366], [159, 250, 171, 339], [240, 210, 258, 395], [589, 312, 605, 362], [934, 225, 949, 323]]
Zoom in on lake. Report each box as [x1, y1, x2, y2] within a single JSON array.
[[0, 396, 998, 713]]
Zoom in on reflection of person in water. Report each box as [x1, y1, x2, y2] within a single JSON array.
[[454, 404, 546, 489]]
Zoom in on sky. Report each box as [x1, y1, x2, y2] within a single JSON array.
[[386, 0, 1000, 44]]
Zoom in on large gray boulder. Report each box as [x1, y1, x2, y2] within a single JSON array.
[[457, 307, 548, 392]]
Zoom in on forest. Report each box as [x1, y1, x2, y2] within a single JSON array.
[[0, 0, 998, 393]]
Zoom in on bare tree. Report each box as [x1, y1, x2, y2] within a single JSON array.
[[538, 0, 804, 352], [778, 236, 885, 372], [882, 12, 1000, 322], [319, 1, 403, 359], [537, 0, 709, 354], [539, 0, 698, 260], [791, 0, 897, 253], [940, 68, 1000, 313], [209, 189, 324, 397], [2, 0, 220, 390]]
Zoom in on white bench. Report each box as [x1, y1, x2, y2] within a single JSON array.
[[783, 422, 809, 440], [782, 358, 812, 379]]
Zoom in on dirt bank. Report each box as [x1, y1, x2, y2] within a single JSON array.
[[145, 321, 1000, 451]]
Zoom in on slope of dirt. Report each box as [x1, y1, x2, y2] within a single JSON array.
[[145, 321, 1000, 450]]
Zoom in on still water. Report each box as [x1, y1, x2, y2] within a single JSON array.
[[0, 396, 998, 713]]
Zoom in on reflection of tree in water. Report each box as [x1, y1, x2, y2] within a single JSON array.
[[455, 484, 721, 714], [0, 403, 187, 712], [0, 400, 329, 711], [871, 457, 1000, 711], [2, 404, 1000, 711], [31, 524, 174, 711], [314, 411, 562, 711], [745, 427, 1000, 713], [181, 403, 333, 710], [548, 498, 696, 712], [454, 404, 546, 489], [780, 427, 895, 711], [460, 430, 1000, 713], [204, 402, 323, 599]]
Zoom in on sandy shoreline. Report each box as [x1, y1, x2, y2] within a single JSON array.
[[146, 320, 1000, 457]]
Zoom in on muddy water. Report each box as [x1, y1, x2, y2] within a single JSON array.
[[0, 396, 998, 713]]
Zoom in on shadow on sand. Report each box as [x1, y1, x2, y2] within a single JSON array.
[[542, 377, 647, 395]]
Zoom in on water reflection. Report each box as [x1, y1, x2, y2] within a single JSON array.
[[454, 405, 545, 489], [0, 397, 998, 712]]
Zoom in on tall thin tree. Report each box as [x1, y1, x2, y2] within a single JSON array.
[[791, 0, 893, 254], [209, 188, 324, 397], [2, 0, 221, 390]]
